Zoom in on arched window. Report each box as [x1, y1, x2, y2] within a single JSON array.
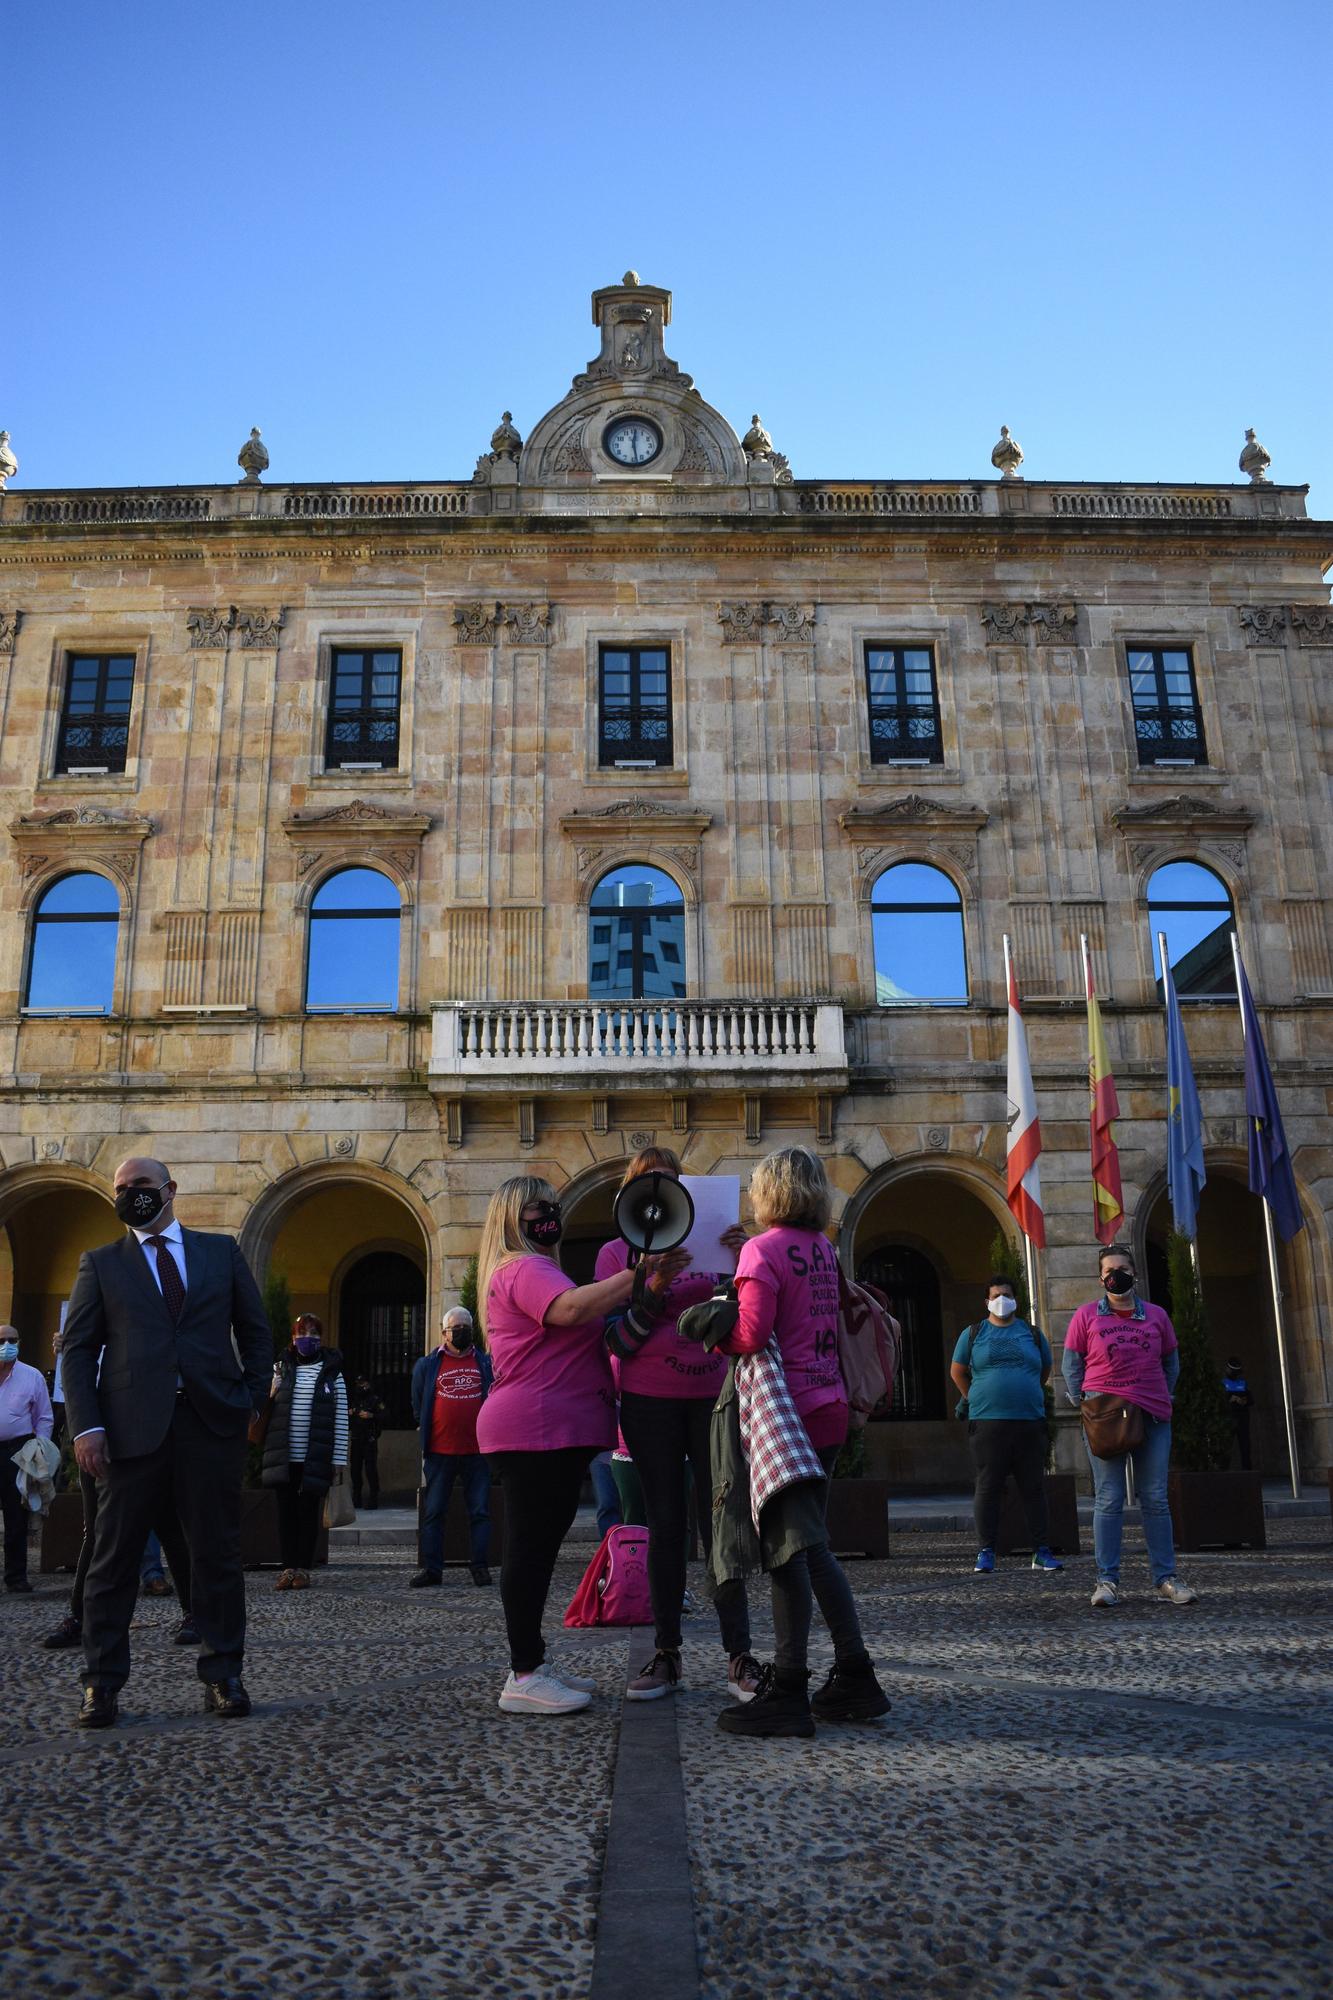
[[26, 873, 120, 1013], [1147, 860, 1235, 998], [871, 862, 967, 1006], [589, 865, 685, 1000], [306, 868, 400, 1012]]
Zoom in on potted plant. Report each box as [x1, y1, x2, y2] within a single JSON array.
[[1165, 1231, 1265, 1550], [988, 1232, 1081, 1556]]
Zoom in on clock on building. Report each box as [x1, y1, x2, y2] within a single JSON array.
[[603, 418, 662, 467]]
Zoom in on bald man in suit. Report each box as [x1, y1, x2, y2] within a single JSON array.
[[62, 1157, 271, 1728]]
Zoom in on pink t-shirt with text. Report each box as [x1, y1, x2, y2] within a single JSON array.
[[594, 1238, 728, 1402], [729, 1225, 848, 1451], [1063, 1299, 1178, 1423], [476, 1254, 616, 1454]]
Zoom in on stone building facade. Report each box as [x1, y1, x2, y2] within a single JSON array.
[[1, 273, 1329, 1482]]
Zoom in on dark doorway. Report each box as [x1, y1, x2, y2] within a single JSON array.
[[857, 1243, 946, 1419], [339, 1251, 425, 1427]]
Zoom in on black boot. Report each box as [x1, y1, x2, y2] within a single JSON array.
[[811, 1651, 891, 1722], [716, 1664, 814, 1739]]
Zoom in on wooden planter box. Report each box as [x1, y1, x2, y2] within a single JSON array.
[[825, 1478, 890, 1558], [241, 1487, 329, 1569], [416, 1483, 506, 1565], [996, 1473, 1081, 1556], [40, 1490, 86, 1572], [1168, 1470, 1266, 1550]]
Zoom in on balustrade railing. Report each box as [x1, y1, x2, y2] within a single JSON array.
[[430, 999, 846, 1078]]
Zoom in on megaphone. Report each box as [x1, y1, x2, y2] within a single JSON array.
[[612, 1171, 695, 1257]]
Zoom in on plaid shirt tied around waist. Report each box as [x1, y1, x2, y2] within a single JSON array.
[[734, 1340, 825, 1532]]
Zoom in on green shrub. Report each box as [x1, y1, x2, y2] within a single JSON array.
[[1166, 1230, 1233, 1472]]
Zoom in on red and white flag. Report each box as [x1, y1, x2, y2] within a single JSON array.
[[1005, 950, 1046, 1248]]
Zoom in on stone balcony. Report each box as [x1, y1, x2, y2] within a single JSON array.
[[428, 999, 848, 1093]]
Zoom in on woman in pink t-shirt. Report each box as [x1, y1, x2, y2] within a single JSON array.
[[594, 1147, 759, 1706], [718, 1147, 890, 1739], [476, 1173, 684, 1718]]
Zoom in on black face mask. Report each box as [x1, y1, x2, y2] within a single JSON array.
[[1103, 1268, 1134, 1296], [446, 1326, 474, 1351], [527, 1203, 563, 1248], [115, 1184, 167, 1226]]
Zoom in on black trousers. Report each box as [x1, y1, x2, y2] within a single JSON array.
[[489, 1447, 593, 1674], [70, 1468, 192, 1623], [81, 1399, 247, 1692], [619, 1391, 750, 1657], [0, 1434, 33, 1586], [769, 1444, 865, 1675], [274, 1464, 324, 1570], [349, 1436, 379, 1506], [970, 1418, 1049, 1551]]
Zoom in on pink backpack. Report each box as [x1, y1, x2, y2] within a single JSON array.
[[563, 1526, 653, 1628], [836, 1269, 902, 1430]]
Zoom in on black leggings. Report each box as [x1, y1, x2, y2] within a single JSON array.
[[969, 1419, 1048, 1551], [274, 1464, 324, 1570], [489, 1447, 593, 1674], [619, 1391, 750, 1658], [769, 1445, 866, 1675]]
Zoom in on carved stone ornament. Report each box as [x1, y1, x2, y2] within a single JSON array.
[[1029, 602, 1078, 646], [503, 602, 552, 646], [770, 452, 793, 485], [742, 414, 774, 460], [717, 602, 765, 644], [1109, 794, 1255, 836], [489, 411, 523, 461], [284, 797, 432, 834], [234, 607, 284, 649], [926, 1127, 949, 1151], [1239, 605, 1287, 645], [553, 437, 591, 474], [453, 603, 501, 646], [10, 804, 155, 837], [840, 796, 988, 835], [677, 427, 711, 474], [237, 427, 269, 483], [990, 425, 1024, 478], [1238, 427, 1271, 484], [1290, 604, 1333, 647], [0, 430, 18, 490], [981, 603, 1028, 643], [0, 609, 20, 655], [585, 798, 676, 819], [333, 1136, 354, 1156], [187, 606, 233, 649], [768, 604, 815, 644]]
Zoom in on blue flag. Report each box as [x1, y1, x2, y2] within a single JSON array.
[[1236, 949, 1305, 1242], [1163, 957, 1206, 1239]]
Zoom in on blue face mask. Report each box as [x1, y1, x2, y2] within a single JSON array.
[[0, 1341, 18, 1364]]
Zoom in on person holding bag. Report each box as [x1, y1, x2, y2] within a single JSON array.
[[1062, 1244, 1197, 1609]]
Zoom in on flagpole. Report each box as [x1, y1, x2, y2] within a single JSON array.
[[1083, 932, 1133, 1504], [1158, 929, 1201, 1283], [1003, 930, 1040, 1322], [1230, 930, 1301, 1499]]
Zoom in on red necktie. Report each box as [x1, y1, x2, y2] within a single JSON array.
[[153, 1236, 186, 1321]]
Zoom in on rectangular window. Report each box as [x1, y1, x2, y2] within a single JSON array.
[[598, 646, 673, 767], [325, 647, 402, 770], [56, 653, 136, 774], [1127, 646, 1207, 766], [864, 645, 943, 766]]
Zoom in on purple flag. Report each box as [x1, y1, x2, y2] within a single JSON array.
[[1236, 950, 1305, 1242]]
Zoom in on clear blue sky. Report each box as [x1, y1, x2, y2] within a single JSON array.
[[8, 1, 1332, 515]]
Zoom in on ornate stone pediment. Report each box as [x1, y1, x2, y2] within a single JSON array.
[[1109, 794, 1255, 835], [11, 804, 155, 839], [560, 799, 712, 893], [839, 796, 988, 836], [283, 798, 432, 840], [560, 799, 711, 835]]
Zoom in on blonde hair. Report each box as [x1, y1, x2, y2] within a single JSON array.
[[620, 1146, 681, 1190], [476, 1175, 557, 1343], [749, 1146, 832, 1232]]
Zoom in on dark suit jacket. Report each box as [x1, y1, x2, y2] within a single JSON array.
[[61, 1228, 273, 1459]]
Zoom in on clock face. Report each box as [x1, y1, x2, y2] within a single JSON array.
[[604, 418, 662, 467]]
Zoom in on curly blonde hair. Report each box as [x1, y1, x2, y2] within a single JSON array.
[[476, 1174, 557, 1344], [749, 1146, 832, 1232]]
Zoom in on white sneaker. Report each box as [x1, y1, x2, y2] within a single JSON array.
[[497, 1669, 591, 1715], [1090, 1579, 1122, 1608], [1157, 1577, 1198, 1606], [550, 1667, 598, 1693]]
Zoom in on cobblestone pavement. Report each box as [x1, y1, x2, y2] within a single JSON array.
[[2, 1522, 1330, 1999]]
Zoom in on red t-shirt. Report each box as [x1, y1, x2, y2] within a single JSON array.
[[428, 1350, 486, 1455]]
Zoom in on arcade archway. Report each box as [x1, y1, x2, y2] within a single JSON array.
[[0, 1173, 120, 1370]]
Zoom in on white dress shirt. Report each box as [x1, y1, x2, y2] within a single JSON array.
[[133, 1217, 188, 1294]]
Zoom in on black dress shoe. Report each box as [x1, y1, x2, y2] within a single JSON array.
[[41, 1613, 83, 1650], [409, 1567, 442, 1588], [6, 1576, 33, 1594], [75, 1686, 118, 1730], [202, 1677, 251, 1719], [470, 1564, 493, 1587], [173, 1616, 200, 1646]]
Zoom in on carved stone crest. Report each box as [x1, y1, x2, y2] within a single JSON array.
[[586, 798, 675, 820], [453, 604, 500, 646], [841, 796, 987, 829], [1239, 605, 1287, 645], [286, 798, 426, 830], [1290, 605, 1333, 647], [553, 438, 591, 474], [1110, 794, 1254, 830], [10, 804, 156, 835], [187, 607, 233, 649], [1029, 603, 1077, 646], [234, 607, 284, 649], [717, 602, 765, 644], [981, 604, 1028, 643], [677, 427, 711, 474], [768, 604, 815, 644], [0, 610, 20, 656], [504, 603, 552, 646]]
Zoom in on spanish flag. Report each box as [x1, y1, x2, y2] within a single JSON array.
[[1084, 943, 1124, 1245]]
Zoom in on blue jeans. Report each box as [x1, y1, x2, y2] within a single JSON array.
[[1085, 1415, 1177, 1585], [140, 1530, 164, 1583], [590, 1452, 621, 1540], [421, 1454, 491, 1571]]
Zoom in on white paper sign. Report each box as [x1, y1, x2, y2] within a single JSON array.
[[680, 1175, 741, 1277]]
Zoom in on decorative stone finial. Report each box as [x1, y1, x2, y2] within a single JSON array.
[[490, 410, 522, 460], [623, 269, 640, 285], [1239, 427, 1271, 484], [742, 414, 774, 460], [0, 431, 16, 490], [991, 425, 1024, 478], [237, 427, 269, 484]]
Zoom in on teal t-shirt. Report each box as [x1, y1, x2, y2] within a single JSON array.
[[952, 1318, 1051, 1422]]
